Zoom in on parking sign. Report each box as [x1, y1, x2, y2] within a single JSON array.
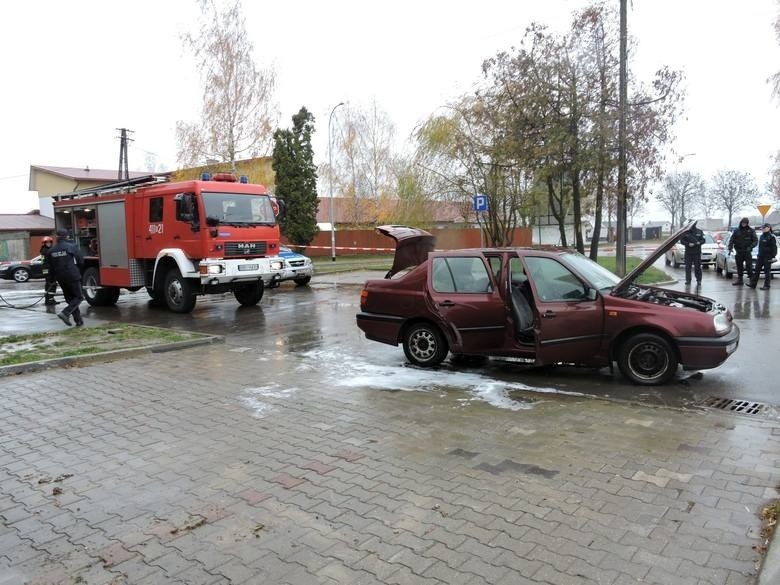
[[473, 194, 488, 212]]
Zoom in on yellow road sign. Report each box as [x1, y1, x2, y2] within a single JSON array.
[[757, 204, 771, 216]]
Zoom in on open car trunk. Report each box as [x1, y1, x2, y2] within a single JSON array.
[[376, 225, 436, 278]]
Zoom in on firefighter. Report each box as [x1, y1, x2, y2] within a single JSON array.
[[44, 229, 84, 327], [39, 236, 58, 305]]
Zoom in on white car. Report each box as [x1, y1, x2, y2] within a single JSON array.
[[664, 232, 718, 268], [269, 245, 314, 287]]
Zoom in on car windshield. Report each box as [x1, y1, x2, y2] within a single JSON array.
[[202, 192, 276, 226], [703, 233, 715, 244], [560, 252, 621, 290]]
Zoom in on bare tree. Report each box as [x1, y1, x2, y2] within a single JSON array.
[[329, 101, 398, 225], [710, 170, 758, 229], [177, 0, 278, 169], [657, 171, 704, 228]]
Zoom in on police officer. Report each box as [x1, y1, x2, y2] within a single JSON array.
[[44, 229, 84, 326], [727, 217, 758, 285], [679, 222, 706, 287], [747, 224, 778, 290], [39, 236, 58, 305]]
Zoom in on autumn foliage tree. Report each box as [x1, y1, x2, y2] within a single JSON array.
[[177, 0, 278, 169], [415, 2, 682, 254]]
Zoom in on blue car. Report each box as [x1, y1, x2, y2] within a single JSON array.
[[270, 246, 314, 287]]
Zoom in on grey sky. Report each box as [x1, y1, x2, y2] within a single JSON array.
[[2, 0, 779, 220]]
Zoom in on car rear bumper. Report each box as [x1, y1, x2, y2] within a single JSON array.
[[356, 311, 404, 346], [675, 324, 740, 370]]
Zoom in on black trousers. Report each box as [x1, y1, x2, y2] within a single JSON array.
[[58, 278, 83, 323], [685, 252, 702, 284], [734, 251, 753, 281], [751, 256, 773, 287]]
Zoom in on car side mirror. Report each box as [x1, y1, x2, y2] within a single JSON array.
[[586, 287, 598, 301]]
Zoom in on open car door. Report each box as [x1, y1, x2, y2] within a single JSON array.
[[376, 225, 436, 278]]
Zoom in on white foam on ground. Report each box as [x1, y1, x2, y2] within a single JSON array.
[[301, 348, 581, 411]]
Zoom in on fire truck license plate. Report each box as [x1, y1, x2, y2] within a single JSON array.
[[238, 264, 259, 271]]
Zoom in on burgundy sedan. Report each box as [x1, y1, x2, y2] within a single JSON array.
[[356, 224, 739, 386]]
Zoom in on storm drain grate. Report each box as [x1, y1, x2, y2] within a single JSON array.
[[701, 396, 765, 415]]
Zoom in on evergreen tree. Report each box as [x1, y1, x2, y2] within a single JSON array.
[[272, 107, 319, 246]]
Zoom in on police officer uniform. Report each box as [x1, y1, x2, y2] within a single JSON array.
[[44, 229, 84, 326], [679, 225, 706, 287]]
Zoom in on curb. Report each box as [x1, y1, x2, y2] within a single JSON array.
[[0, 334, 224, 378], [759, 512, 780, 585]]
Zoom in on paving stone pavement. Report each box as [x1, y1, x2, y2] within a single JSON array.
[[1, 341, 778, 585]]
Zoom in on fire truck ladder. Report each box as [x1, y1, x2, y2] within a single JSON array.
[[52, 174, 168, 201]]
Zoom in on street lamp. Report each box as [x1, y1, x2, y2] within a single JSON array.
[[328, 102, 345, 262]]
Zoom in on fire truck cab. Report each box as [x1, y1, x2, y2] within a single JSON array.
[[52, 173, 285, 313]]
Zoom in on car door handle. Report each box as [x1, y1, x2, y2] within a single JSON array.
[[438, 300, 456, 307], [173, 235, 181, 240], [542, 310, 556, 318], [145, 236, 152, 240]]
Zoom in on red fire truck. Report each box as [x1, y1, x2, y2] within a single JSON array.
[[51, 173, 284, 313]]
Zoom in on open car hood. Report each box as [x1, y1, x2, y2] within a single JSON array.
[[612, 221, 698, 295], [376, 225, 436, 278]]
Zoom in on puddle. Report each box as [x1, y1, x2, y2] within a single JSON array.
[[239, 385, 295, 417]]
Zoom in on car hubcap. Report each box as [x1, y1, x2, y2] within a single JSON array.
[[410, 330, 436, 361], [629, 342, 668, 380], [14, 271, 28, 282]]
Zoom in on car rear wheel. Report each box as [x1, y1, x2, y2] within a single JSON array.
[[664, 255, 670, 266], [82, 266, 120, 306], [617, 333, 678, 386], [12, 268, 30, 283], [403, 323, 448, 367], [233, 281, 264, 306]]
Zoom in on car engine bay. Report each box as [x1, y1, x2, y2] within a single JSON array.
[[613, 284, 715, 312]]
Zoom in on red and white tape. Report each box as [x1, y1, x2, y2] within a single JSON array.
[[298, 245, 395, 252]]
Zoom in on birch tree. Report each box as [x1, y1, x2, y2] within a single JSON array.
[[177, 0, 278, 169]]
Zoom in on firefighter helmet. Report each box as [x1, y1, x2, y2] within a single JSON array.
[[42, 236, 53, 245]]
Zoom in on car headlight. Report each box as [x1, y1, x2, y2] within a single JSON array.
[[270, 260, 284, 271], [713, 313, 731, 335]]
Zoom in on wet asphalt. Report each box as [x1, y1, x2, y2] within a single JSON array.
[[0, 259, 777, 417]]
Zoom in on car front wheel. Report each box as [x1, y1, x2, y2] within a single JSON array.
[[402, 322, 448, 367], [12, 268, 30, 283], [617, 333, 678, 386], [294, 275, 311, 286]]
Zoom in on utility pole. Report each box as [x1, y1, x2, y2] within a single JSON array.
[[117, 128, 134, 181], [328, 102, 345, 262], [616, 0, 628, 276]]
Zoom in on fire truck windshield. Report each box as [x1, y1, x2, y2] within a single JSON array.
[[202, 192, 276, 226]]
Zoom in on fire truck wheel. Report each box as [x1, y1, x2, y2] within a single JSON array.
[[233, 280, 265, 306], [164, 268, 197, 313], [82, 266, 120, 307]]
